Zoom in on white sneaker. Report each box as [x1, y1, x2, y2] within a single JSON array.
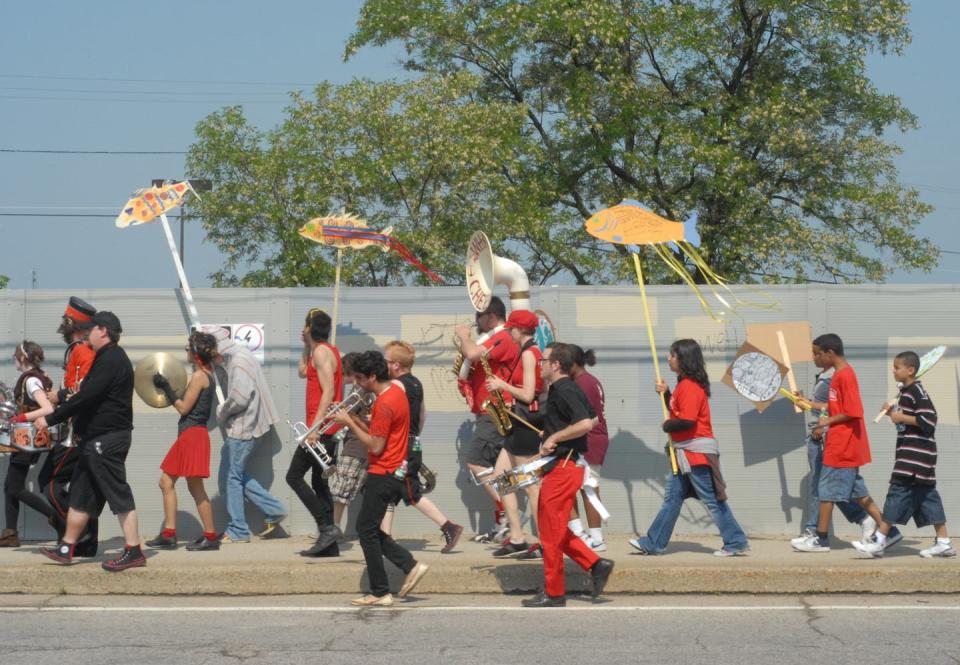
[[920, 541, 957, 558], [792, 534, 830, 552], [590, 539, 608, 553], [852, 539, 884, 558], [859, 515, 877, 543], [791, 528, 817, 547]]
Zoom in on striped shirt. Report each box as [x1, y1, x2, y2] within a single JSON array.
[[891, 381, 938, 486]]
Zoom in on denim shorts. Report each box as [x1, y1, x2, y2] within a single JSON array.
[[818, 465, 869, 503], [881, 483, 947, 528]]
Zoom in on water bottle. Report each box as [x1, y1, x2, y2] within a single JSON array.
[[393, 460, 408, 480], [411, 436, 422, 453]]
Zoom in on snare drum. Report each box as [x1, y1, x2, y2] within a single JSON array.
[[11, 422, 53, 453], [471, 466, 498, 486], [492, 456, 555, 496]]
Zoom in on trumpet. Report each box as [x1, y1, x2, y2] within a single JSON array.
[[287, 388, 375, 478]]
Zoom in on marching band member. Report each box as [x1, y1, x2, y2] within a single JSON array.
[[629, 339, 750, 557], [484, 309, 544, 558], [290, 309, 344, 557], [333, 351, 429, 606], [39, 296, 99, 555], [569, 345, 609, 551], [1, 342, 55, 547], [522, 342, 613, 607], [146, 331, 219, 551], [38, 312, 147, 571], [327, 353, 370, 546], [454, 296, 520, 542], [380, 340, 463, 554]]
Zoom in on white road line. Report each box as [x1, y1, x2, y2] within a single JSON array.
[[0, 605, 958, 613]]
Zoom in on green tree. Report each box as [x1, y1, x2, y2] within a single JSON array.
[[187, 74, 527, 287], [346, 0, 936, 283], [0, 275, 8, 289]]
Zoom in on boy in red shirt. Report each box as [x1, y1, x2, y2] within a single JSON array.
[[793, 334, 885, 553]]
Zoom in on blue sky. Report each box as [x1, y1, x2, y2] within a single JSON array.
[[1, 1, 956, 289]]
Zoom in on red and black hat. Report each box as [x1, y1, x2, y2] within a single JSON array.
[[63, 297, 96, 323]]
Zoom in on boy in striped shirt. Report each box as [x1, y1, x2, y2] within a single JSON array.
[[854, 351, 954, 558]]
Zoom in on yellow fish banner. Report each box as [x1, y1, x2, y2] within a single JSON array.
[[585, 204, 685, 245], [116, 181, 195, 228]]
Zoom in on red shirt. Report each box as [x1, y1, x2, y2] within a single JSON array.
[[508, 344, 543, 405], [367, 383, 410, 475], [467, 328, 520, 415], [305, 342, 343, 432], [824, 365, 871, 467], [65, 342, 95, 391], [669, 378, 713, 466]]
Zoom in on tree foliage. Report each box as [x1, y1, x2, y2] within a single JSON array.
[[344, 0, 936, 283], [189, 0, 934, 287], [0, 275, 8, 289]]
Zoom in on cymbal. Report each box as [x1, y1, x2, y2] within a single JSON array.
[[134, 352, 188, 408]]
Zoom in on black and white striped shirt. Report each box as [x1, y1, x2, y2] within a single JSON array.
[[891, 381, 938, 486]]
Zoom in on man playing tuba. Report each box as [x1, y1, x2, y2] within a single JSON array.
[[454, 296, 520, 542]]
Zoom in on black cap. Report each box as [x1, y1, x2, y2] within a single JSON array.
[[78, 311, 123, 334]]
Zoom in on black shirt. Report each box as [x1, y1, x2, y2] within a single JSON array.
[[543, 376, 596, 458], [46, 343, 134, 440], [396, 373, 424, 436]]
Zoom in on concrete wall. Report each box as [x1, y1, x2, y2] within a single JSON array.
[[1, 284, 958, 542]]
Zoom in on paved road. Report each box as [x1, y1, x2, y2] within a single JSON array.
[[4, 594, 959, 664]]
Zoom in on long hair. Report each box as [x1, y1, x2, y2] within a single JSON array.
[[670, 338, 710, 397]]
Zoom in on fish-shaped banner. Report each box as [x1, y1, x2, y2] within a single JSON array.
[[116, 181, 194, 228]]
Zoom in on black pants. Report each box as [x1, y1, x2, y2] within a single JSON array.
[[4, 454, 52, 528], [35, 446, 98, 551], [358, 473, 416, 597], [286, 438, 334, 528]]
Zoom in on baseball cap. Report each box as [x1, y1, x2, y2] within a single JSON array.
[[504, 310, 539, 330], [78, 311, 123, 333]]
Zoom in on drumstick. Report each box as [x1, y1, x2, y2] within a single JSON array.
[[505, 409, 543, 436], [560, 449, 573, 469]]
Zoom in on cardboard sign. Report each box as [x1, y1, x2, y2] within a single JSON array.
[[722, 341, 788, 412], [746, 321, 813, 413]]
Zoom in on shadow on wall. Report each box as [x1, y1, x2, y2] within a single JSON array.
[[739, 398, 807, 525], [452, 418, 492, 535], [602, 428, 714, 534]]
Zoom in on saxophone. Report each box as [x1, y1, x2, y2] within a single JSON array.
[[478, 351, 513, 437]]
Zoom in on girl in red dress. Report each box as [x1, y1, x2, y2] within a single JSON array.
[[147, 332, 219, 551]]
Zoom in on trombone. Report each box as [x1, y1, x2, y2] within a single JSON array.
[[287, 388, 374, 478]]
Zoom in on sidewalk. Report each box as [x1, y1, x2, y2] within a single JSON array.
[[0, 533, 955, 596]]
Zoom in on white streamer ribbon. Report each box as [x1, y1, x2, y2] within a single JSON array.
[[577, 459, 610, 522]]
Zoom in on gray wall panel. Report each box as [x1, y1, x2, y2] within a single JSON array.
[[1, 285, 958, 544]]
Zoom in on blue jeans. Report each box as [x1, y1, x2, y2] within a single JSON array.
[[804, 439, 866, 531], [219, 437, 287, 540], [636, 466, 749, 553]]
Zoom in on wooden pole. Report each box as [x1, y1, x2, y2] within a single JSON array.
[[632, 251, 678, 474], [330, 248, 343, 346]]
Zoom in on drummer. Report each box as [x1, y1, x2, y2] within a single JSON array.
[[1, 342, 55, 547], [521, 342, 614, 608]]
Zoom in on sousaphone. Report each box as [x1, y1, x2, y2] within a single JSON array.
[[134, 352, 188, 408]]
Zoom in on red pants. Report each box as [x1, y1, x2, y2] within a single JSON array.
[[538, 463, 599, 596]]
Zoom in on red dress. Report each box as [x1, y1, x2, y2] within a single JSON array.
[[161, 371, 213, 478]]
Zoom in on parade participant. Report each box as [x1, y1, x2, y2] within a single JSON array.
[[454, 296, 520, 542], [145, 331, 219, 552], [0, 342, 55, 547], [291, 309, 344, 557], [790, 354, 871, 548], [326, 352, 369, 546], [484, 310, 544, 558], [207, 326, 288, 544], [854, 351, 954, 558], [37, 312, 146, 571], [379, 340, 463, 554], [521, 342, 613, 608], [40, 296, 99, 555], [333, 351, 428, 606], [792, 334, 885, 553], [569, 345, 609, 552], [629, 339, 750, 557]]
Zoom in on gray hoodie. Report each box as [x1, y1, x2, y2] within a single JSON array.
[[208, 327, 280, 440]]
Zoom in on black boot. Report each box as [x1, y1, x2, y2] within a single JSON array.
[[300, 524, 341, 556]]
